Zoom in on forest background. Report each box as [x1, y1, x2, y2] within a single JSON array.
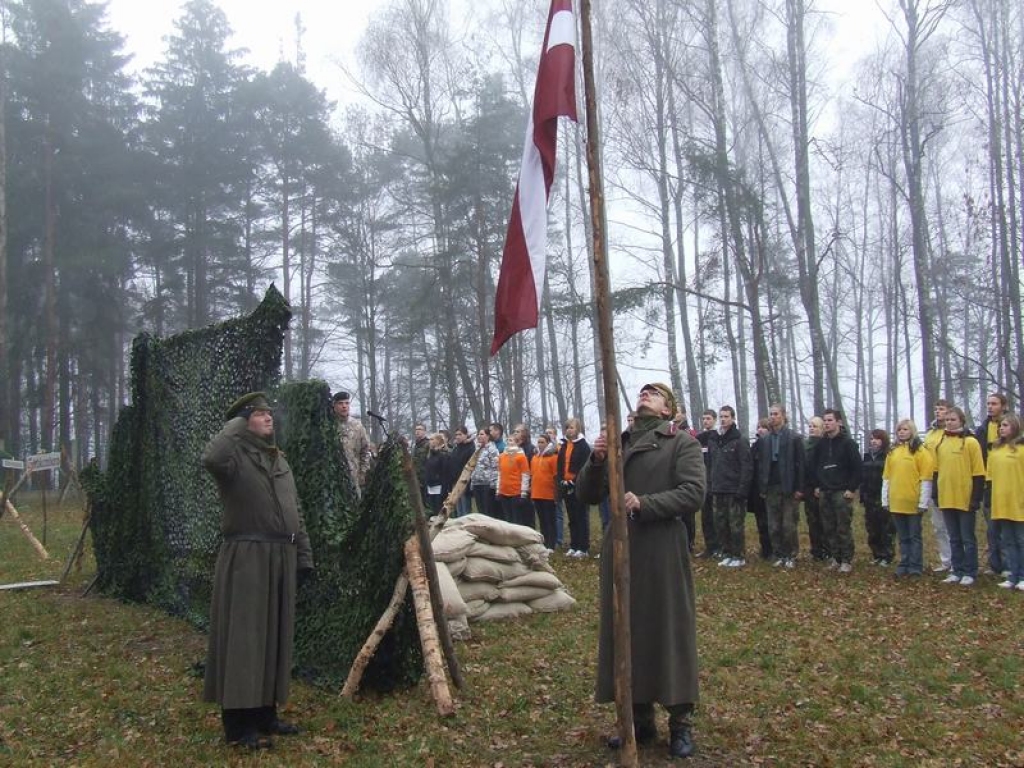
[[1, 0, 1021, 468]]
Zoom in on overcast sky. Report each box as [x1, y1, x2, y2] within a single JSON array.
[[103, 0, 885, 108]]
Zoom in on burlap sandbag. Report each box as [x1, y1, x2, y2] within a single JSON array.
[[502, 570, 563, 590], [435, 562, 468, 619], [446, 557, 467, 578], [528, 588, 577, 613], [517, 542, 555, 572], [477, 601, 533, 621], [461, 556, 530, 583], [432, 527, 477, 563], [457, 581, 500, 602], [467, 541, 520, 563], [465, 599, 490, 620], [452, 514, 544, 547], [448, 614, 471, 641], [498, 585, 555, 603]]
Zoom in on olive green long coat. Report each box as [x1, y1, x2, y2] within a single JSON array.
[[577, 421, 705, 707], [201, 417, 314, 710]]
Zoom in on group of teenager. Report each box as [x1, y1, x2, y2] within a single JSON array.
[[412, 418, 595, 557], [687, 393, 1024, 588]]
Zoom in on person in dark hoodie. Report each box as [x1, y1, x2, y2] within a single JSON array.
[[557, 417, 592, 557], [711, 405, 752, 567], [758, 404, 805, 568], [445, 426, 477, 517], [695, 409, 719, 557], [808, 409, 862, 573], [861, 429, 894, 565]]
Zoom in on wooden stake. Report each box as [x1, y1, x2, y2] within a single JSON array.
[[4, 499, 50, 560], [60, 501, 92, 583], [580, 2, 635, 764], [341, 572, 410, 698], [404, 537, 454, 717]]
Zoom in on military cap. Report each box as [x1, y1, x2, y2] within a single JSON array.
[[332, 391, 351, 404], [225, 391, 273, 420], [639, 382, 677, 417]]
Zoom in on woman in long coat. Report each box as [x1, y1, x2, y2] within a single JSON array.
[[576, 382, 705, 759], [202, 393, 314, 748]]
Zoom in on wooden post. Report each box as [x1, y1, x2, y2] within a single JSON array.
[[404, 537, 455, 717], [5, 499, 49, 560], [401, 447, 464, 692], [60, 501, 92, 583], [580, 2, 635, 764]]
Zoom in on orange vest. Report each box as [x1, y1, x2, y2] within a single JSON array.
[[498, 450, 530, 497], [531, 452, 557, 501]]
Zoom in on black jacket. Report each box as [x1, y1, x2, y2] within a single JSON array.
[[556, 437, 591, 483], [860, 448, 887, 503], [808, 432, 862, 493], [444, 440, 476, 491], [709, 425, 752, 497], [697, 429, 718, 474], [974, 417, 999, 466], [756, 426, 805, 495]]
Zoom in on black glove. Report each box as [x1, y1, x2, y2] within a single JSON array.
[[297, 567, 314, 588], [970, 476, 985, 514], [560, 480, 575, 496]]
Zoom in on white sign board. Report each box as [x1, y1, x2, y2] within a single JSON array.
[[1, 459, 25, 470], [27, 453, 62, 472]]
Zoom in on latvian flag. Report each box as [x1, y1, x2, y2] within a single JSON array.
[[490, 0, 578, 356]]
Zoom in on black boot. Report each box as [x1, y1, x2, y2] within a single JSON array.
[[607, 703, 656, 748], [256, 704, 302, 736], [222, 708, 273, 749], [668, 726, 694, 758], [666, 703, 695, 759]]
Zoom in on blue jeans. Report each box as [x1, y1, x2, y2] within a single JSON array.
[[455, 493, 473, 518], [599, 498, 610, 532], [942, 508, 978, 578], [893, 513, 923, 575], [984, 504, 1005, 572], [1000, 520, 1024, 584]]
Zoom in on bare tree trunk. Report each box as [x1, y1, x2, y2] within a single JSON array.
[[42, 129, 58, 451]]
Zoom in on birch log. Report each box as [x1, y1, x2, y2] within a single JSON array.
[[341, 572, 410, 698], [5, 500, 49, 559], [404, 537, 454, 717]]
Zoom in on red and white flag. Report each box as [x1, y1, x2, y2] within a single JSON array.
[[490, 0, 578, 356]]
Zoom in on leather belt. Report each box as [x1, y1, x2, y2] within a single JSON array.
[[224, 532, 296, 544]]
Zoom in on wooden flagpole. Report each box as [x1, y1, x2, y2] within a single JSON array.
[[579, 1, 635, 765]]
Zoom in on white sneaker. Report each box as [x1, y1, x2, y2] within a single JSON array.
[[932, 564, 950, 573], [773, 558, 785, 567], [784, 558, 796, 569], [1016, 583, 1024, 592], [729, 558, 746, 568], [566, 549, 578, 557], [718, 558, 735, 567], [959, 576, 975, 586], [942, 574, 961, 584], [998, 580, 1015, 589], [838, 562, 853, 574]]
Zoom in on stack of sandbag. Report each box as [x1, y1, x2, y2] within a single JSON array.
[[431, 513, 576, 639]]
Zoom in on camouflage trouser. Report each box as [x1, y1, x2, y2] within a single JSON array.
[[713, 494, 746, 559], [764, 487, 799, 559], [819, 490, 854, 564]]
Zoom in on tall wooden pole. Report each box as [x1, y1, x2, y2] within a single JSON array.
[[579, 2, 635, 765]]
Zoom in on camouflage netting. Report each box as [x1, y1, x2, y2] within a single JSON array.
[[85, 286, 423, 690]]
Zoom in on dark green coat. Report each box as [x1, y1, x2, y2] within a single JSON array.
[[201, 417, 314, 709], [577, 421, 704, 707]]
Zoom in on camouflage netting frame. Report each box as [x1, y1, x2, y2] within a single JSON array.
[[86, 286, 423, 690]]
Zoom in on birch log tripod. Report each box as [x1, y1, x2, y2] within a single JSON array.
[[341, 444, 482, 713]]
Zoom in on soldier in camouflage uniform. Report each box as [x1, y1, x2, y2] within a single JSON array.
[[332, 391, 371, 496]]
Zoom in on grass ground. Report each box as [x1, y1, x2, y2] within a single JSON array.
[[2, 492, 1023, 766]]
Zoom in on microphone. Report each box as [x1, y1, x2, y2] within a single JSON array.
[[367, 410, 388, 422]]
